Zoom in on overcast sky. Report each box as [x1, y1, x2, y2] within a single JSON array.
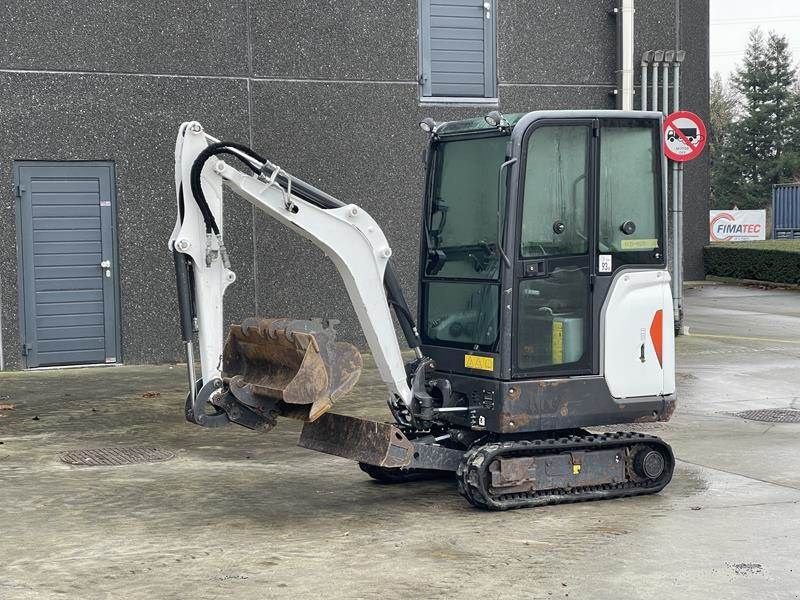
[[710, 0, 800, 79]]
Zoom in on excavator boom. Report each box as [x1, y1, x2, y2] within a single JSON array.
[[170, 122, 418, 427]]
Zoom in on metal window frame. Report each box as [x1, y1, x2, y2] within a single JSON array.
[[417, 130, 510, 353], [511, 118, 597, 378], [595, 119, 666, 268], [417, 0, 498, 104]]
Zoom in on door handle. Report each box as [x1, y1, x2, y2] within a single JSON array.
[[100, 259, 111, 278]]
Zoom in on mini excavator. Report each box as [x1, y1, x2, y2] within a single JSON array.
[[170, 110, 676, 510]]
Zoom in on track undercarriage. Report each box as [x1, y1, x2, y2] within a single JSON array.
[[456, 431, 674, 510], [357, 428, 674, 510]]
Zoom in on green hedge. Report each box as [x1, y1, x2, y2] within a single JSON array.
[[703, 240, 800, 284]]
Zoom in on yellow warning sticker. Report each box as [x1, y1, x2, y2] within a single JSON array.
[[464, 354, 494, 371], [620, 238, 659, 250], [573, 464, 581, 475], [552, 320, 564, 364]]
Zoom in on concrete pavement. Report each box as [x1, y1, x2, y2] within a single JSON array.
[[1, 282, 799, 599]]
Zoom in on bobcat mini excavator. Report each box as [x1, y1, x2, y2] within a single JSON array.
[[170, 110, 676, 510]]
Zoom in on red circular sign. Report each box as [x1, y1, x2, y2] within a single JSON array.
[[663, 111, 706, 162]]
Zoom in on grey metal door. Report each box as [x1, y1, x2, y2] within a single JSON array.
[[15, 162, 120, 367]]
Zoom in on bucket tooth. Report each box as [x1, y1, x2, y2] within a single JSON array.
[[308, 397, 333, 423], [222, 318, 362, 423], [239, 316, 262, 331]]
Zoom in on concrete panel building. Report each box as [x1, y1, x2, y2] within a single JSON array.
[[0, 0, 709, 369]]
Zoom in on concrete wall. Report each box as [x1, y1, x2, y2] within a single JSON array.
[[0, 0, 709, 368]]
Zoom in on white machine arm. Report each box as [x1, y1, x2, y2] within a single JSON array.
[[169, 122, 414, 409]]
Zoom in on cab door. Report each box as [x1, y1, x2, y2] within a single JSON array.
[[512, 120, 596, 378]]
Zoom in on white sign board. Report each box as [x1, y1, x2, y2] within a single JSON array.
[[709, 210, 766, 242]]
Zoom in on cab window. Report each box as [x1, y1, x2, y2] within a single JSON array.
[[598, 122, 663, 264], [520, 126, 589, 258]]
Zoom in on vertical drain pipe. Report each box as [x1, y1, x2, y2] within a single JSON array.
[[662, 51, 673, 116], [673, 51, 686, 330], [614, 0, 636, 110], [662, 50, 677, 327], [651, 50, 663, 112], [621, 0, 635, 110], [0, 277, 4, 371], [641, 51, 652, 111]]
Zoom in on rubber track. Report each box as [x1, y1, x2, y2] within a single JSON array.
[[457, 431, 675, 510]]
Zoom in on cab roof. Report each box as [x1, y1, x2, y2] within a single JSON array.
[[434, 110, 663, 138], [435, 113, 526, 136]]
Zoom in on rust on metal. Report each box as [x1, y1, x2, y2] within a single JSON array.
[[537, 378, 568, 390], [634, 398, 676, 423], [633, 413, 658, 423], [298, 413, 414, 468], [497, 386, 535, 433], [222, 318, 362, 423], [489, 455, 534, 491], [498, 410, 531, 432], [488, 449, 625, 495], [660, 397, 676, 421]]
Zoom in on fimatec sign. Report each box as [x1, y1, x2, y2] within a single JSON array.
[[709, 210, 766, 242]]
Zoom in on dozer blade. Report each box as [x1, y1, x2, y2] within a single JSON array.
[[222, 318, 362, 422], [298, 413, 415, 468]]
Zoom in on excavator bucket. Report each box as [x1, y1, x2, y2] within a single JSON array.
[[222, 318, 362, 422]]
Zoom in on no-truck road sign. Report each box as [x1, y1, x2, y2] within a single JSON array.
[[663, 111, 706, 162]]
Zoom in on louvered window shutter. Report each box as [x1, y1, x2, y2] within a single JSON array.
[[420, 0, 496, 99]]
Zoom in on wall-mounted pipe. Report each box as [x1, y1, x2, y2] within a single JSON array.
[[672, 50, 686, 330], [619, 0, 635, 110], [641, 51, 653, 111], [651, 50, 663, 112], [0, 276, 4, 371], [662, 50, 673, 116]]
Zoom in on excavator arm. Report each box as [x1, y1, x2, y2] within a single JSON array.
[[169, 122, 422, 430]]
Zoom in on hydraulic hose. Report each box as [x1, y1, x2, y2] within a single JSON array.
[[189, 142, 264, 234]]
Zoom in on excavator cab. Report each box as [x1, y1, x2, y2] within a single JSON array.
[[418, 111, 673, 435]]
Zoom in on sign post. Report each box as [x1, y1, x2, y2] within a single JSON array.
[[663, 110, 706, 336]]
